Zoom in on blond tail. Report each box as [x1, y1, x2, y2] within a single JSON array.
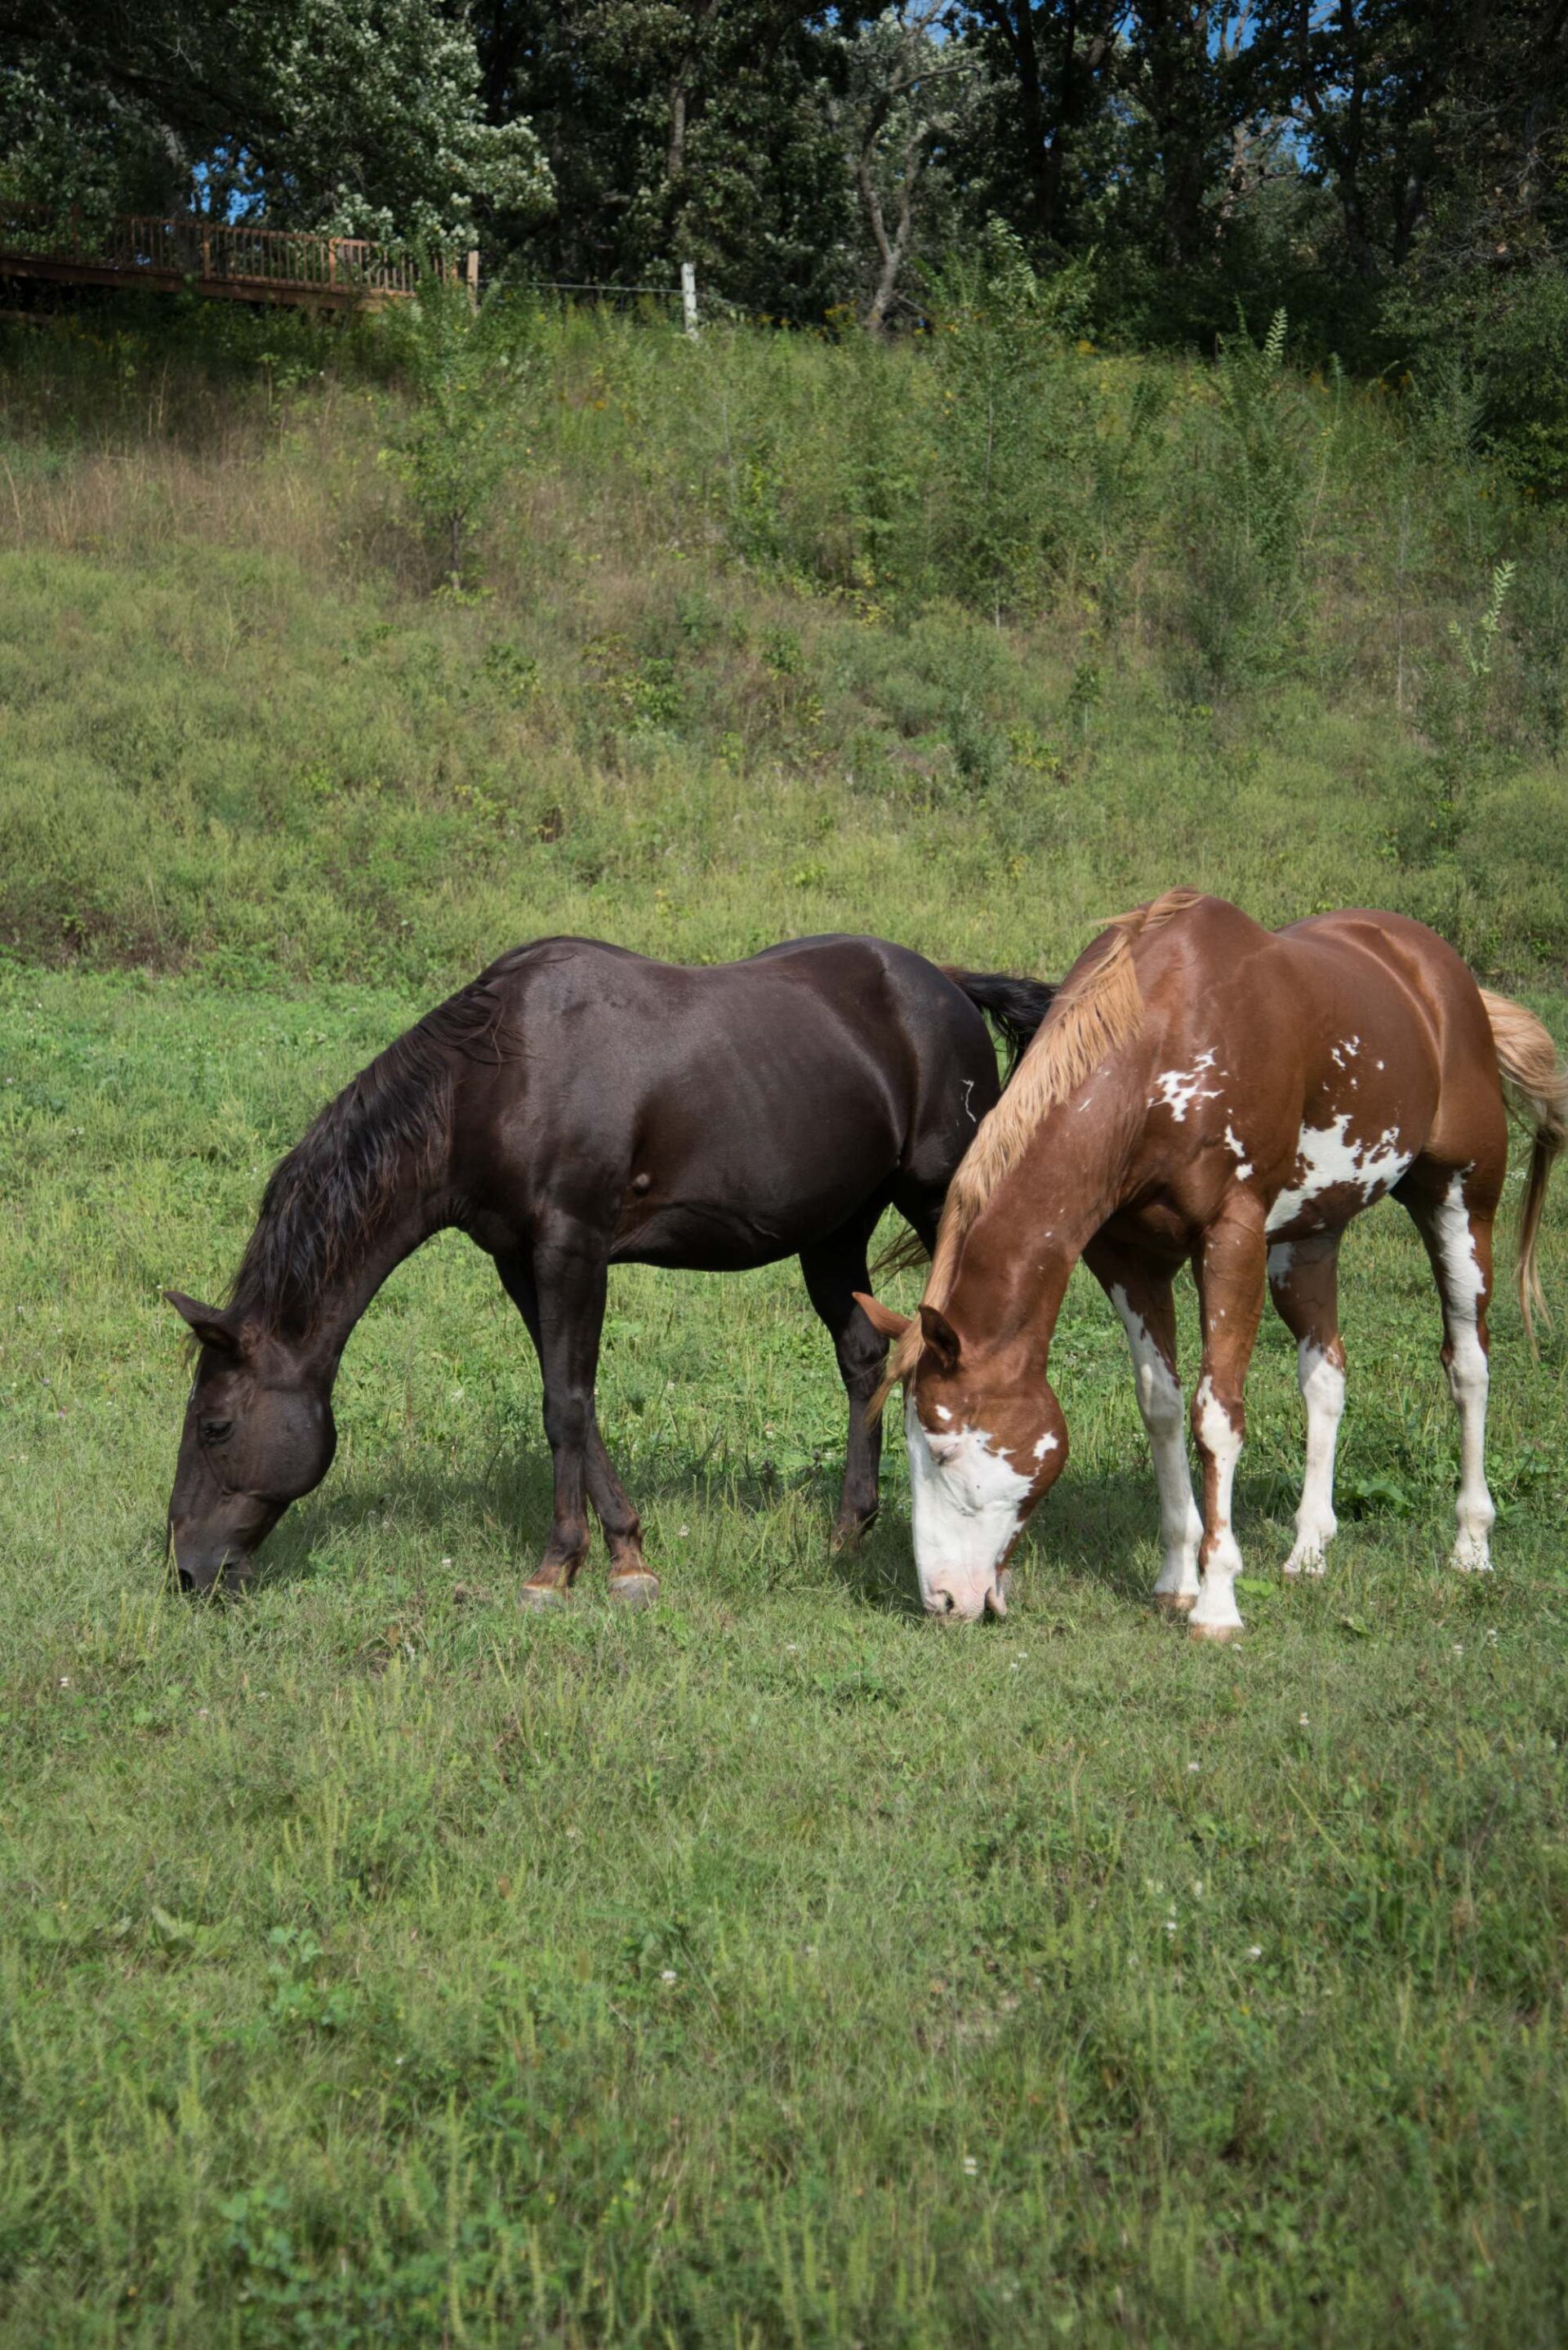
[[1480, 988, 1568, 1350]]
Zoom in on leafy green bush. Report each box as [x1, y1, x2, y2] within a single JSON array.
[[381, 285, 531, 586], [1382, 259, 1568, 499]]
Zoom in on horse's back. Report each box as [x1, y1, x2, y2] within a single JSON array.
[[1118, 898, 1504, 1237], [461, 934, 996, 1269], [1134, 899, 1490, 1086], [490, 932, 990, 1110], [1278, 910, 1505, 1176]]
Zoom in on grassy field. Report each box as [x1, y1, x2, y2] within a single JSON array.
[[3, 307, 1568, 2344]]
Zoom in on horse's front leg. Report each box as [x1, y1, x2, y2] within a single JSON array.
[[1188, 1204, 1267, 1643], [1086, 1239, 1201, 1614], [800, 1215, 889, 1551], [497, 1232, 641, 1607]]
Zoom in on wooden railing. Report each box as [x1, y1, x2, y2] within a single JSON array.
[[0, 206, 445, 308]]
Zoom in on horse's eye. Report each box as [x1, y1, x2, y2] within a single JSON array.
[[200, 1419, 233, 1446]]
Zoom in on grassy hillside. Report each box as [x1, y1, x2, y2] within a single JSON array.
[[2, 304, 1568, 2346], [1, 298, 1566, 989]]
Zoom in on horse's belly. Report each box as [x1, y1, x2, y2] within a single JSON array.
[[612, 1173, 879, 1270], [612, 1200, 800, 1271]]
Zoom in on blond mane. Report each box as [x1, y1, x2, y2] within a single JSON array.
[[872, 890, 1202, 1409]]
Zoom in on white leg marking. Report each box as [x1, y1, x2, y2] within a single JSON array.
[[1428, 1175, 1494, 1573], [1110, 1286, 1201, 1603], [1191, 1375, 1245, 1634], [1283, 1340, 1344, 1576]]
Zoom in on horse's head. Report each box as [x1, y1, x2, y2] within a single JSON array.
[[860, 1295, 1067, 1621], [164, 1291, 336, 1591]]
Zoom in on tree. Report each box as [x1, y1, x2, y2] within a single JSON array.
[[470, 0, 861, 314], [947, 0, 1129, 252], [831, 5, 978, 332], [1254, 0, 1450, 281], [1120, 0, 1261, 272], [0, 0, 551, 249]]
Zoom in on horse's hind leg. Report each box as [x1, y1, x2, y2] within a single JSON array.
[[497, 1236, 653, 1606], [800, 1206, 890, 1551], [1086, 1239, 1201, 1613], [581, 1428, 657, 1603], [1401, 1166, 1499, 1572], [1267, 1233, 1346, 1576]]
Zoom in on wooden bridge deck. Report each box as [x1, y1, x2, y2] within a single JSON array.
[[0, 208, 443, 310]]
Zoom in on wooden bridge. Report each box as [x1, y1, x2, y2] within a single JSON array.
[[0, 207, 471, 310]]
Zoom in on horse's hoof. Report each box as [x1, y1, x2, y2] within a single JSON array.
[[1155, 1591, 1197, 1617], [520, 1578, 569, 1612], [1188, 1620, 1240, 1643], [608, 1571, 660, 1610]]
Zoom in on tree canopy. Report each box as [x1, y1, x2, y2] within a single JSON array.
[[3, 0, 1566, 478], [0, 0, 551, 248]]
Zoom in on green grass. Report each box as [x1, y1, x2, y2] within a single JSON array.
[[3, 312, 1568, 2343], [5, 969, 1568, 2346]]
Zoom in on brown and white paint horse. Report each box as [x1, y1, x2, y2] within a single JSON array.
[[861, 892, 1566, 1638]]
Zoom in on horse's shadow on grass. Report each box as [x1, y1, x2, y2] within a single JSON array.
[[244, 1437, 1301, 1621]]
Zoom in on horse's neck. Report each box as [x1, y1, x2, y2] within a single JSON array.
[[951, 1091, 1134, 1355], [247, 1189, 443, 1383], [951, 1216, 1080, 1366], [317, 1206, 438, 1373]]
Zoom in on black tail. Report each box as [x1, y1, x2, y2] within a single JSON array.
[[943, 968, 1057, 1081], [874, 965, 1058, 1282]]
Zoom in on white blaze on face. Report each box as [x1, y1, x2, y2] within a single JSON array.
[[905, 1392, 1032, 1621], [1266, 1114, 1413, 1236]]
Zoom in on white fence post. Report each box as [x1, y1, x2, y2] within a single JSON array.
[[680, 260, 698, 337]]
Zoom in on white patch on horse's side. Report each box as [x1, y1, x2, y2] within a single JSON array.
[[1032, 1431, 1058, 1461], [1152, 1050, 1222, 1124], [1108, 1285, 1201, 1601], [1330, 1037, 1361, 1069], [906, 1394, 1033, 1621], [934, 1404, 952, 1421], [1223, 1121, 1254, 1180], [1427, 1170, 1494, 1572], [1267, 1242, 1295, 1285], [1265, 1115, 1413, 1236]]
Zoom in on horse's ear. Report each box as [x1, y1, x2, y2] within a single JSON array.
[[854, 1291, 911, 1343], [164, 1291, 241, 1354], [918, 1304, 961, 1372]]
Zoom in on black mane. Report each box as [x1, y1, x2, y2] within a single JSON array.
[[229, 965, 517, 1339]]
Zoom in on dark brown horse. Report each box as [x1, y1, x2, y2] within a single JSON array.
[[862, 893, 1566, 1635], [166, 934, 1054, 1603]]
